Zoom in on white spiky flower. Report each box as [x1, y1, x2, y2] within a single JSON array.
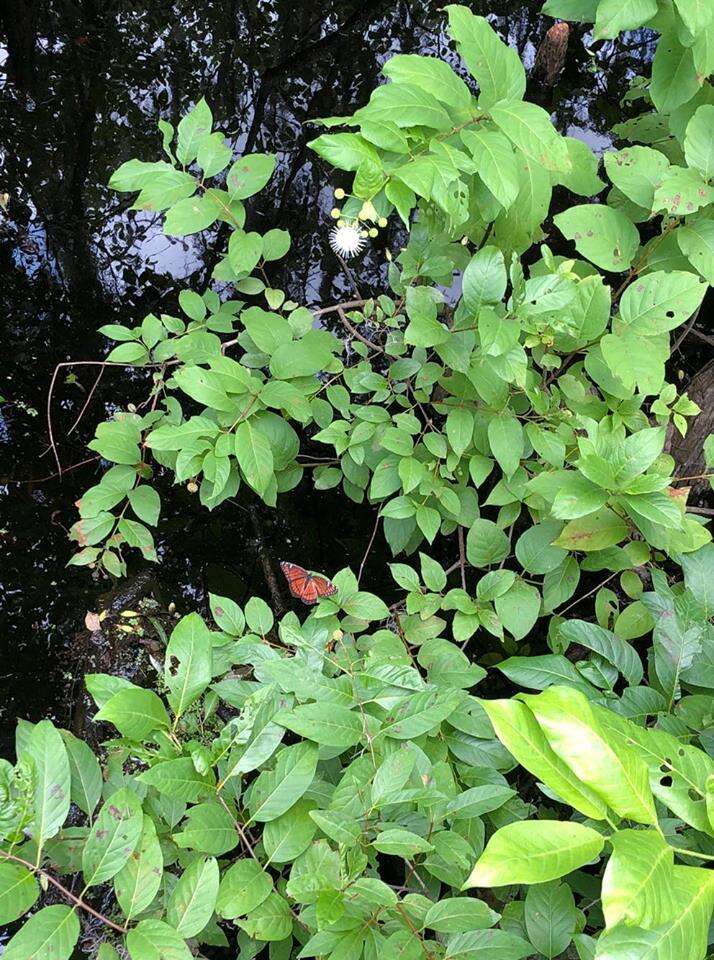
[[329, 220, 366, 259]]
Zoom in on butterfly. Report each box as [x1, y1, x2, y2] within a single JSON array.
[[280, 561, 337, 605]]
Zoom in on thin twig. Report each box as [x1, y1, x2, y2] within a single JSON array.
[[337, 306, 383, 354], [671, 306, 701, 355], [358, 513, 381, 585], [556, 570, 620, 618], [457, 527, 467, 590], [0, 849, 128, 934], [67, 365, 106, 437]]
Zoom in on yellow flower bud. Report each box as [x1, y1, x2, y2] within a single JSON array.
[[330, 207, 341, 219], [369, 228, 378, 237], [378, 217, 388, 228], [334, 187, 345, 199]]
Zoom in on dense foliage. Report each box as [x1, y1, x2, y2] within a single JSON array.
[[1, 3, 713, 959]]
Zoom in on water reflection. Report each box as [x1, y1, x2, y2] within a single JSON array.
[[0, 0, 654, 750]]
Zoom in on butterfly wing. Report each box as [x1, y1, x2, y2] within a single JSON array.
[[280, 561, 336, 605]]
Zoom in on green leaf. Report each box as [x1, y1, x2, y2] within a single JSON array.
[[525, 881, 576, 959], [554, 204, 639, 272], [228, 229, 263, 274], [653, 167, 714, 217], [342, 591, 390, 621], [466, 518, 510, 567], [27, 720, 71, 848], [209, 593, 245, 635], [446, 7, 526, 108], [495, 579, 541, 641], [354, 82, 453, 131], [1, 904, 80, 960], [138, 757, 215, 801], [618, 270, 706, 334], [498, 654, 594, 695], [114, 815, 164, 920], [173, 801, 237, 855], [685, 105, 714, 180], [197, 131, 232, 177], [601, 828, 676, 928], [164, 195, 219, 235], [128, 486, 161, 526], [95, 686, 170, 739], [82, 788, 143, 886], [593, 0, 657, 39], [479, 698, 607, 819], [176, 97, 212, 165], [0, 862, 39, 924], [239, 891, 293, 941], [559, 619, 643, 686], [604, 145, 669, 211], [217, 859, 272, 920], [487, 414, 523, 479], [552, 507, 629, 552], [423, 897, 499, 933], [678, 217, 714, 284], [275, 704, 362, 749], [372, 828, 434, 856], [227, 153, 276, 200], [650, 37, 700, 114], [521, 685, 657, 824], [234, 420, 274, 500], [167, 855, 219, 938], [164, 612, 213, 719], [249, 742, 318, 823], [551, 474, 608, 520], [466, 820, 604, 887], [88, 418, 142, 465], [490, 100, 570, 173], [382, 54, 473, 116], [515, 521, 567, 574], [60, 729, 102, 817], [244, 596, 274, 634], [460, 129, 519, 209], [262, 798, 317, 864], [126, 918, 192, 960], [462, 246, 507, 313]]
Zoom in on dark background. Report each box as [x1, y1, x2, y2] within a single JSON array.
[[0, 0, 660, 755]]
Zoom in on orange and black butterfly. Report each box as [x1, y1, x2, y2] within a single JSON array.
[[280, 562, 337, 605]]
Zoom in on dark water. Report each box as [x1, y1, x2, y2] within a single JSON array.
[[0, 0, 657, 754]]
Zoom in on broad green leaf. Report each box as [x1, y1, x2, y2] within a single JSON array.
[[462, 246, 507, 314], [604, 145, 669, 211], [618, 270, 706, 334], [379, 689, 463, 739], [173, 801, 237, 855], [275, 704, 362, 749], [521, 686, 657, 824], [445, 929, 534, 959], [596, 867, 714, 960], [554, 204, 639, 272], [494, 579, 541, 641], [446, 7, 526, 108], [525, 881, 576, 959], [176, 97, 212, 165], [164, 195, 219, 236], [552, 507, 629, 552], [138, 757, 216, 802], [114, 815, 164, 920], [1, 904, 80, 960], [82, 788, 143, 886], [423, 897, 499, 933], [372, 828, 434, 856], [678, 217, 714, 283], [594, 0, 657, 39], [217, 859, 273, 920], [248, 742, 318, 822], [0, 862, 39, 924], [234, 420, 274, 500], [466, 518, 510, 567], [479, 698, 607, 819], [164, 612, 213, 718], [95, 686, 170, 739], [490, 100, 570, 174], [262, 798, 317, 864], [601, 828, 676, 928], [354, 82, 453, 130], [227, 153, 276, 200], [209, 593, 245, 635], [60, 729, 102, 818], [27, 720, 71, 848], [559, 620, 643, 686], [684, 105, 714, 179], [460, 129, 519, 209], [197, 130, 232, 177], [126, 919, 192, 960], [127, 486, 161, 526], [167, 855, 219, 938], [371, 748, 416, 805], [309, 133, 380, 171], [487, 414, 523, 479], [515, 521, 567, 574], [653, 167, 714, 216], [466, 820, 604, 886], [382, 54, 473, 117], [238, 890, 293, 941], [498, 654, 595, 695], [650, 37, 700, 114]]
